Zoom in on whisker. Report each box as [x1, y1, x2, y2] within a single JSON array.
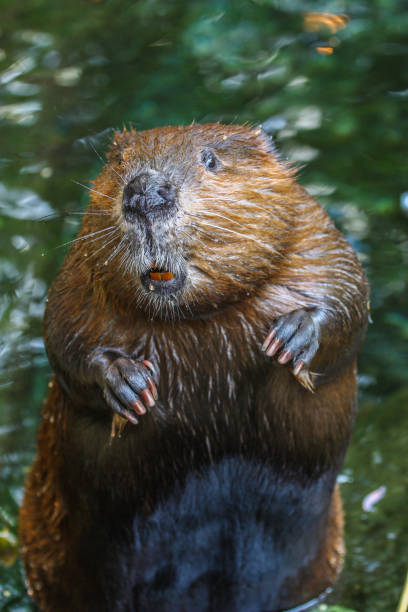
[[195, 209, 249, 232], [73, 180, 116, 201], [68, 211, 112, 216], [88, 140, 126, 186], [37, 212, 62, 221], [82, 228, 119, 248], [55, 225, 117, 249], [187, 222, 227, 245], [194, 220, 277, 254], [38, 210, 112, 222], [103, 235, 126, 266], [88, 230, 121, 262], [120, 242, 135, 277]]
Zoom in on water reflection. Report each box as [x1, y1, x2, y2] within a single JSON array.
[[303, 12, 350, 35], [0, 184, 53, 219], [0, 2, 407, 610]]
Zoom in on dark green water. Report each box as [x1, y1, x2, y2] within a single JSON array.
[[0, 1, 407, 610]]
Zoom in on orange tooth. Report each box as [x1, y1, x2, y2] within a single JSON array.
[[161, 272, 174, 281], [149, 271, 174, 281]]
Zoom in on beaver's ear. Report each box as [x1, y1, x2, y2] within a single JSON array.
[[254, 127, 278, 156]]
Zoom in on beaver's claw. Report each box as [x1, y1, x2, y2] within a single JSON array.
[[262, 308, 320, 391], [97, 357, 158, 425]]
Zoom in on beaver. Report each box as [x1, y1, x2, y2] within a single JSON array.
[[19, 123, 369, 612]]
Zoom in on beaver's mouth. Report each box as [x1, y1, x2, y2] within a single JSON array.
[[140, 266, 186, 295]]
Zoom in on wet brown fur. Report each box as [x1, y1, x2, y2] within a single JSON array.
[[19, 123, 369, 611]]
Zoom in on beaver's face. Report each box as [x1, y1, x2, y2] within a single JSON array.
[[91, 123, 296, 318]]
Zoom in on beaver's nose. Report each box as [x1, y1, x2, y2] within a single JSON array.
[[122, 173, 176, 221]]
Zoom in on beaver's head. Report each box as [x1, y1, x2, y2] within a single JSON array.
[[89, 123, 299, 319]]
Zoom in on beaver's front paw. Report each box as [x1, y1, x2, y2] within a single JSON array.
[[98, 357, 158, 425], [262, 309, 321, 391]]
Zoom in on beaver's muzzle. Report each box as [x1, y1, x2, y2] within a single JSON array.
[[122, 172, 176, 222]]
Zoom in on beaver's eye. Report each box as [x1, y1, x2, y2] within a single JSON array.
[[201, 150, 219, 171]]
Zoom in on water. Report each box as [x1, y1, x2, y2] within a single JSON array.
[[0, 1, 407, 610]]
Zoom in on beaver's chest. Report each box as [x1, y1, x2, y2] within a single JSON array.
[[131, 315, 268, 429]]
